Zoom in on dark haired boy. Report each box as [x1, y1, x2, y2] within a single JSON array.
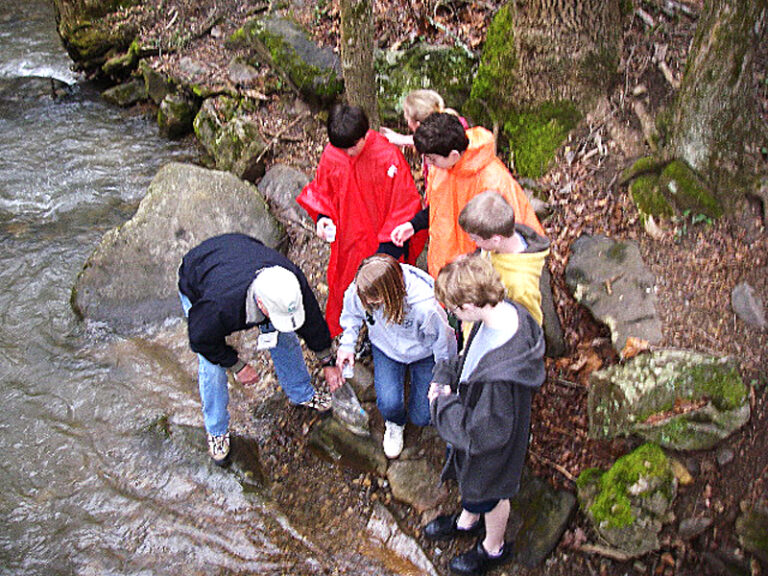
[[391, 113, 544, 278], [297, 104, 425, 336]]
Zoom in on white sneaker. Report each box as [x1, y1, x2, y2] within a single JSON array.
[[383, 421, 404, 459]]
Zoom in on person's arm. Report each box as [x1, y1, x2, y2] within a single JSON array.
[[336, 284, 366, 372], [187, 300, 238, 367], [376, 241, 405, 259], [421, 307, 457, 362], [409, 206, 429, 232]]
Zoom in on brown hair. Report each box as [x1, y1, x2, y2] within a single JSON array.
[[458, 191, 516, 239], [355, 254, 406, 324], [435, 254, 506, 311]]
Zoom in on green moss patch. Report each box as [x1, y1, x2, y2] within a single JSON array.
[[586, 444, 672, 529], [659, 160, 723, 218], [502, 101, 581, 178], [630, 174, 674, 218]]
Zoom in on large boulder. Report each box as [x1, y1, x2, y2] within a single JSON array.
[[257, 163, 312, 226], [53, 0, 141, 74], [588, 349, 750, 451], [565, 234, 663, 353], [193, 96, 267, 182], [72, 162, 285, 333], [230, 16, 343, 103], [375, 44, 477, 124], [576, 443, 677, 557]]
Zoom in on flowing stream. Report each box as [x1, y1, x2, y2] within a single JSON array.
[[0, 4, 389, 575]]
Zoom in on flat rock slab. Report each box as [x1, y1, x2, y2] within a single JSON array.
[[565, 234, 662, 353], [387, 458, 448, 513]]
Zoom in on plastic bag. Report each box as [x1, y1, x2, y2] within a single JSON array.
[[331, 380, 370, 437]]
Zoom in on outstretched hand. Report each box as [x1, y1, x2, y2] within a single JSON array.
[[235, 363, 259, 386], [323, 365, 343, 392], [391, 222, 414, 247]]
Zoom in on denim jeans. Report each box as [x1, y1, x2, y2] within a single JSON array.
[[180, 293, 315, 435], [371, 344, 434, 427]]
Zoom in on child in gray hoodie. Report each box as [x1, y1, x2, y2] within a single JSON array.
[[337, 254, 456, 458], [426, 254, 545, 575]]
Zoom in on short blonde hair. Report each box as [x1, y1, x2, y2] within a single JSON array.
[[403, 89, 445, 124], [355, 254, 406, 324], [435, 254, 506, 311], [459, 191, 516, 239]]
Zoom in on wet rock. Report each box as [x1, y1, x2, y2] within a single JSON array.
[[576, 444, 677, 557], [158, 92, 198, 139], [257, 163, 311, 226], [375, 43, 476, 124], [565, 235, 662, 353], [346, 359, 377, 403], [367, 502, 440, 576], [387, 458, 448, 513], [308, 417, 387, 475], [588, 349, 750, 451], [731, 282, 766, 330], [72, 162, 284, 332], [735, 504, 768, 564], [232, 16, 343, 103], [140, 59, 173, 105], [509, 468, 576, 567], [678, 516, 712, 540], [0, 77, 73, 113], [102, 78, 147, 107], [193, 96, 267, 182]]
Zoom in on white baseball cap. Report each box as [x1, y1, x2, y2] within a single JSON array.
[[252, 266, 305, 332]]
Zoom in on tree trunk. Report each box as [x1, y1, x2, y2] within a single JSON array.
[[473, 0, 622, 113], [668, 0, 767, 212], [339, 0, 379, 128]]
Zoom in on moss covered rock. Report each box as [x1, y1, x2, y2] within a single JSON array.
[[576, 444, 676, 556], [735, 504, 768, 564], [629, 174, 675, 219], [375, 44, 476, 125], [101, 77, 146, 107], [53, 0, 141, 74], [231, 16, 343, 103], [588, 349, 750, 451], [658, 160, 723, 219], [158, 92, 198, 139], [193, 96, 267, 182], [503, 101, 581, 178]]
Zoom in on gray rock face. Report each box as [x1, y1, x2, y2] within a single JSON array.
[[367, 503, 439, 576], [72, 162, 285, 332], [731, 281, 766, 330], [307, 417, 387, 476], [576, 444, 677, 557], [509, 468, 576, 567], [102, 78, 147, 107], [193, 96, 267, 182], [588, 349, 750, 451], [565, 235, 663, 353], [251, 16, 343, 103], [257, 163, 311, 226], [540, 267, 566, 357], [735, 505, 768, 564], [375, 44, 476, 124], [158, 92, 197, 139], [387, 458, 448, 513]]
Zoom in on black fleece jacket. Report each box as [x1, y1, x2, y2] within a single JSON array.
[[178, 233, 331, 367], [430, 301, 545, 502]]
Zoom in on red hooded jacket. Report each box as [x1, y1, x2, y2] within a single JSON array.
[[297, 130, 425, 336]]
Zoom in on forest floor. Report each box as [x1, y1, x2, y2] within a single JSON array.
[[123, 0, 768, 574]]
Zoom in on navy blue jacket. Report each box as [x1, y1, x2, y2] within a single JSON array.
[[178, 233, 331, 367]]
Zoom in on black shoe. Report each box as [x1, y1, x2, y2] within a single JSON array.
[[424, 513, 484, 540], [449, 539, 512, 575]]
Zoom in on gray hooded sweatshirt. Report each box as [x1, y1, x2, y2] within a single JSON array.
[[338, 264, 456, 363], [430, 301, 545, 502]]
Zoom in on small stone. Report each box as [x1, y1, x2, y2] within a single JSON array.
[[716, 448, 734, 467], [678, 516, 713, 540], [731, 282, 767, 330]]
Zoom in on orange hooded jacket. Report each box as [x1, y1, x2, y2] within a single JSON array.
[[425, 126, 545, 277]]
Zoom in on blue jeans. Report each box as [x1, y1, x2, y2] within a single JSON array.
[[180, 293, 315, 435], [371, 345, 434, 427]]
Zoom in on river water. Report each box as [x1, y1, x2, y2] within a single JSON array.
[[0, 4, 387, 575]]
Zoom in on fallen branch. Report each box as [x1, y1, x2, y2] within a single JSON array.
[[254, 111, 310, 165], [658, 60, 681, 89], [578, 543, 632, 562], [529, 449, 577, 482], [636, 7, 655, 28]]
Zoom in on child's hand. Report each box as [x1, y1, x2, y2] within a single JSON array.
[[391, 222, 414, 246], [428, 381, 451, 403], [381, 127, 414, 147], [316, 217, 336, 242], [336, 349, 355, 378]]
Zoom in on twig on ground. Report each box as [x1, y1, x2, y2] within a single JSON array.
[[529, 449, 577, 482], [578, 543, 632, 562], [254, 111, 310, 165], [636, 7, 655, 28], [554, 377, 585, 390], [658, 60, 681, 89]]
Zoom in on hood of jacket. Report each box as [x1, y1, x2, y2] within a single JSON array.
[[465, 303, 546, 390], [450, 127, 497, 178]]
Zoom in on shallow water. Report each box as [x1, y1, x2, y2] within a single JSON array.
[[0, 3, 366, 574]]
